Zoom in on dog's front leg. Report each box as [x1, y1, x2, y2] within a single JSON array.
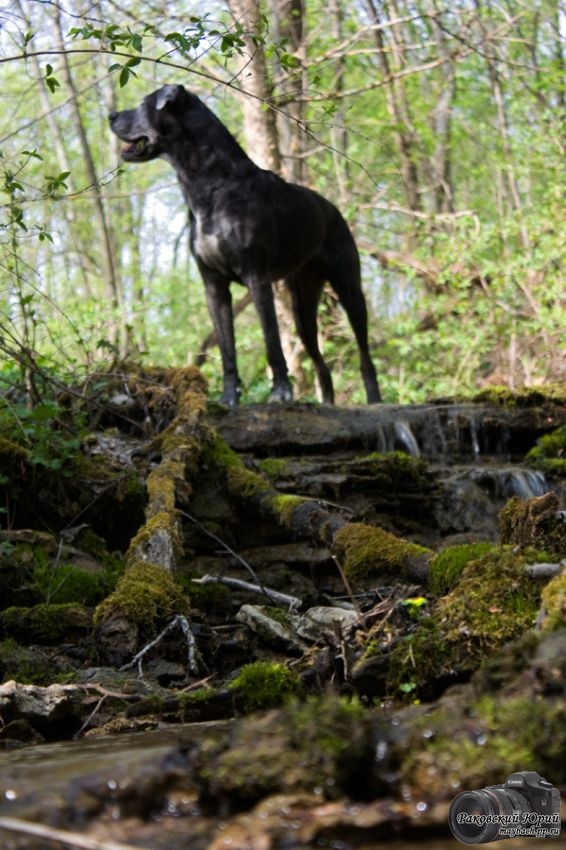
[[248, 278, 293, 403], [202, 275, 241, 406]]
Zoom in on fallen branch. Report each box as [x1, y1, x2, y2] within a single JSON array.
[[0, 817, 146, 850], [193, 574, 302, 610]]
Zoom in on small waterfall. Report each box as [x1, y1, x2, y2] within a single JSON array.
[[500, 469, 547, 499], [470, 416, 481, 460], [393, 419, 420, 457]]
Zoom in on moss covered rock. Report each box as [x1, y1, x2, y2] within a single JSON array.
[[333, 523, 432, 583], [194, 696, 376, 810], [388, 547, 544, 696], [229, 661, 302, 711], [499, 492, 566, 558]]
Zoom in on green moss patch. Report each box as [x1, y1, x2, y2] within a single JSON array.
[[428, 542, 495, 594], [0, 603, 91, 643], [229, 661, 302, 711], [94, 561, 189, 631], [363, 450, 429, 486]]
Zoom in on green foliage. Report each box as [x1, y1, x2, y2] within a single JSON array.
[[0, 396, 84, 476]]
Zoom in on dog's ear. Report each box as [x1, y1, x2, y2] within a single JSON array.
[[155, 84, 185, 111]]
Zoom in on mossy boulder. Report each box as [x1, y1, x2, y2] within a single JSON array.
[[388, 547, 544, 696], [333, 523, 432, 583]]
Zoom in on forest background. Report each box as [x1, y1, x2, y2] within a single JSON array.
[[1, 0, 564, 410]]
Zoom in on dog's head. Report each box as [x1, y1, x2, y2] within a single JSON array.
[[109, 84, 192, 162]]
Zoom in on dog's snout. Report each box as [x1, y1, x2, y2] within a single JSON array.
[[108, 112, 117, 122]]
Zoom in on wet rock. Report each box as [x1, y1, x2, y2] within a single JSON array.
[[209, 401, 566, 460], [95, 611, 138, 667], [236, 604, 304, 652], [0, 680, 82, 740], [295, 605, 359, 640]]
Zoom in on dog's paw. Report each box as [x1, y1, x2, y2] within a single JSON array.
[[220, 385, 241, 406], [268, 383, 293, 403]]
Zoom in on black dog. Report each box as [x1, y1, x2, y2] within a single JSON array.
[[109, 84, 381, 405]]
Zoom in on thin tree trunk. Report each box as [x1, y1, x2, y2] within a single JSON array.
[[228, 0, 281, 171], [52, 5, 123, 344], [365, 0, 421, 216], [328, 0, 349, 205], [429, 2, 456, 214]]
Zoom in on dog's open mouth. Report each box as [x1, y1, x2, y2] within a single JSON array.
[[120, 137, 150, 160]]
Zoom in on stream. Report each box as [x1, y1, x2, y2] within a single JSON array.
[[0, 723, 563, 849]]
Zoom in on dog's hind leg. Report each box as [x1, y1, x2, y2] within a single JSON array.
[[287, 268, 334, 404], [323, 226, 382, 404], [331, 280, 381, 403]]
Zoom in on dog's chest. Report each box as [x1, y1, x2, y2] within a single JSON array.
[[192, 213, 228, 274]]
